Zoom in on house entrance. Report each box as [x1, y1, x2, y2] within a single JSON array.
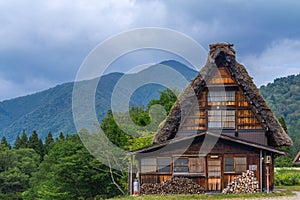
[[207, 157, 222, 191]]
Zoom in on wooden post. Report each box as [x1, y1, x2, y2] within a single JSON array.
[[266, 166, 270, 194], [260, 150, 263, 192], [129, 155, 133, 195]]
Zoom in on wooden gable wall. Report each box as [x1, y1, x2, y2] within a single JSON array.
[[177, 67, 266, 145]]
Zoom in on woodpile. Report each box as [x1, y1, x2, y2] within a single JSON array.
[[222, 170, 259, 194], [140, 177, 205, 194]]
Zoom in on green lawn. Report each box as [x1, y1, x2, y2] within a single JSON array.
[[109, 186, 300, 200]]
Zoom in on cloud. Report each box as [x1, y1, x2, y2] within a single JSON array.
[[240, 39, 300, 86], [1, 0, 300, 100], [0, 0, 168, 51]]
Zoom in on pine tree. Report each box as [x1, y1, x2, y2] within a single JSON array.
[[20, 130, 28, 148], [28, 131, 45, 161], [37, 139, 45, 161], [14, 135, 22, 149], [45, 132, 54, 154], [1, 136, 11, 149], [59, 132, 65, 140], [28, 130, 39, 151]]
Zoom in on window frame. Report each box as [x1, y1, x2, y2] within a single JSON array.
[[140, 157, 157, 173], [173, 157, 189, 174], [208, 110, 236, 129], [208, 90, 235, 106], [157, 157, 172, 173], [224, 156, 247, 174]]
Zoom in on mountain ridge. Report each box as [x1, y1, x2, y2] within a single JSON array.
[[0, 60, 198, 143]]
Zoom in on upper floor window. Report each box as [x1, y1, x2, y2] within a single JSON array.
[[208, 90, 235, 106], [208, 110, 235, 129]]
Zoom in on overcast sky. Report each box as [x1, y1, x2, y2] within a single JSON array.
[[1, 0, 300, 101]]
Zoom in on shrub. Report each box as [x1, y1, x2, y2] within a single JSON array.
[[275, 168, 300, 186]]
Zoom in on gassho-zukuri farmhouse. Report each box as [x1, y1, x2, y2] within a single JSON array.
[[128, 43, 293, 194]]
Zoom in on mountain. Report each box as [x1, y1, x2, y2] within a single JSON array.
[[0, 60, 198, 144], [260, 74, 300, 157]]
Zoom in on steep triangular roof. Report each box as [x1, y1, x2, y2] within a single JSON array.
[[153, 43, 293, 147]]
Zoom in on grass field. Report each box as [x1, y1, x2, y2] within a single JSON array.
[[109, 186, 300, 200]]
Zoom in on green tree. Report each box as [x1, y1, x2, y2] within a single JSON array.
[[0, 167, 29, 199], [59, 132, 65, 140], [20, 130, 28, 148], [24, 134, 121, 200], [101, 110, 129, 149], [28, 130, 39, 150], [0, 148, 39, 199], [45, 132, 54, 154], [1, 136, 11, 149], [148, 88, 178, 115], [14, 135, 22, 149], [275, 117, 293, 167]]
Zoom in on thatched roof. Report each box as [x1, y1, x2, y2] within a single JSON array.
[[153, 42, 293, 147]]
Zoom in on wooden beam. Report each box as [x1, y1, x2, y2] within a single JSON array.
[[129, 155, 133, 195]]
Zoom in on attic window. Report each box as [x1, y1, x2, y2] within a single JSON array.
[[208, 90, 235, 106], [208, 110, 235, 129]]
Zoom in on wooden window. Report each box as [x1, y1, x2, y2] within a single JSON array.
[[189, 157, 206, 174], [174, 158, 189, 173], [224, 157, 247, 173], [224, 157, 234, 172], [141, 158, 156, 173], [208, 90, 235, 106], [208, 110, 235, 129], [157, 158, 171, 173], [235, 157, 247, 173], [207, 159, 221, 177]]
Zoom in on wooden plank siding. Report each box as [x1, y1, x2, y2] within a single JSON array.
[[137, 135, 267, 191]]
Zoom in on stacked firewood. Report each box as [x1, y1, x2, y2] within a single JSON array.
[[222, 170, 259, 194], [140, 177, 204, 194]]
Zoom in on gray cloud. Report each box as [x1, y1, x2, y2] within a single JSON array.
[[240, 39, 300, 86], [0, 0, 300, 100]]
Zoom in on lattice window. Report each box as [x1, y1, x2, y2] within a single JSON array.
[[224, 157, 234, 172], [235, 157, 247, 173], [224, 157, 247, 173], [208, 90, 235, 106], [208, 160, 221, 177], [208, 110, 235, 129]]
